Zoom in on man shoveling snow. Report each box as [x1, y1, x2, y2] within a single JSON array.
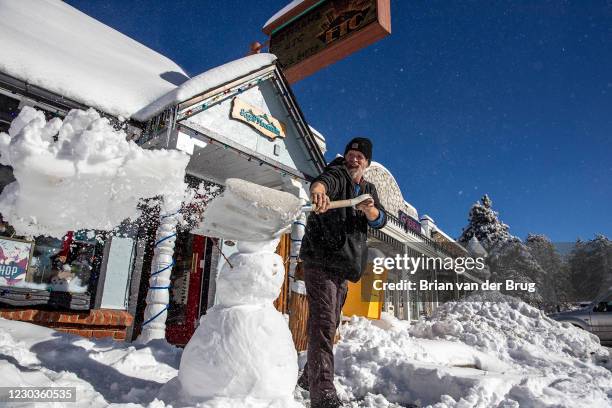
[[298, 137, 387, 408]]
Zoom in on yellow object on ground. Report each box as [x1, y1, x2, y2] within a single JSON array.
[[342, 264, 386, 320]]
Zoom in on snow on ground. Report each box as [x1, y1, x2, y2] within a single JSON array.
[[300, 292, 612, 407], [407, 292, 612, 407], [1, 293, 611, 407], [0, 107, 189, 238], [0, 318, 181, 407], [0, 0, 189, 119]]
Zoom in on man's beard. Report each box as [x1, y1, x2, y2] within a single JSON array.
[[347, 166, 364, 182]]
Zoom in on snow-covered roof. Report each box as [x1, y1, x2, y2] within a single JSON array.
[[403, 201, 418, 219], [263, 0, 306, 31], [133, 53, 277, 121], [308, 125, 326, 154], [0, 0, 189, 119]]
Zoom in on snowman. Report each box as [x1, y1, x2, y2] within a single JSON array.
[[178, 179, 303, 404]]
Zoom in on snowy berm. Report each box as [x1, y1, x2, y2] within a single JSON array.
[[1, 291, 611, 407]]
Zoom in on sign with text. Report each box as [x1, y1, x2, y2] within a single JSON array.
[[398, 210, 422, 235], [265, 0, 391, 83], [231, 98, 286, 140], [0, 237, 34, 285]]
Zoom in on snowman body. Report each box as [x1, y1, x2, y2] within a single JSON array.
[[178, 239, 298, 400]]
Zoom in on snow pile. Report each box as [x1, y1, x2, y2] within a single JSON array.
[[410, 291, 605, 364], [0, 0, 189, 119], [135, 53, 277, 121], [1, 293, 611, 407], [312, 292, 612, 407], [0, 107, 189, 238], [407, 292, 612, 407], [177, 239, 299, 406], [331, 314, 515, 407]]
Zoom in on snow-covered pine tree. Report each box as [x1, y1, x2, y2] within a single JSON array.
[[526, 234, 570, 311], [569, 235, 612, 301], [458, 195, 545, 304], [487, 238, 544, 304], [458, 194, 512, 251]]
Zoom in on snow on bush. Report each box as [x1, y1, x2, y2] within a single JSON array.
[[0, 107, 189, 238]]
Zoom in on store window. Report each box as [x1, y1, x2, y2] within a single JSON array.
[[0, 216, 104, 294], [0, 93, 20, 133]]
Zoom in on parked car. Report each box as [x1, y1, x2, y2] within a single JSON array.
[[549, 290, 612, 345]]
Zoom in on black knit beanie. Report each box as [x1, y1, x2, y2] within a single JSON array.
[[344, 137, 372, 164]]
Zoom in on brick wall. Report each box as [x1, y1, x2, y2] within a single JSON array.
[[0, 308, 134, 341]]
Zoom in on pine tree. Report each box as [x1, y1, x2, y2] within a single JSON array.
[[487, 238, 544, 304], [458, 194, 512, 250], [458, 195, 547, 304], [569, 235, 612, 301], [525, 234, 570, 310]]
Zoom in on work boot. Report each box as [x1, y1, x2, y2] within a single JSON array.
[[311, 392, 343, 408]]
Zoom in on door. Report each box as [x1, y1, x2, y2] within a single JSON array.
[[166, 232, 211, 346]]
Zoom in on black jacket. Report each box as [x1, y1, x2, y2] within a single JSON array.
[[300, 157, 387, 282]]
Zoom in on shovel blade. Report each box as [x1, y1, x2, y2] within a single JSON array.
[[192, 178, 303, 242]]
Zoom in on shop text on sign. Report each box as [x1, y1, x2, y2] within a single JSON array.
[[270, 0, 378, 69], [264, 0, 391, 83], [398, 210, 421, 234], [230, 98, 286, 140]]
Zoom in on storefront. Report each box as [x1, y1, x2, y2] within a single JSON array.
[[0, 2, 326, 344], [130, 55, 326, 344], [342, 161, 469, 322]]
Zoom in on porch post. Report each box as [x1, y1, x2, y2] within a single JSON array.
[[137, 196, 181, 343], [282, 178, 309, 293]]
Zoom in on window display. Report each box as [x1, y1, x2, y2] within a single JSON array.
[[0, 218, 103, 293]]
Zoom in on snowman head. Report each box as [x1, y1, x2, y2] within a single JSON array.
[[215, 251, 285, 307]]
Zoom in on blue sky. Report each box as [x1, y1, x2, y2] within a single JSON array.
[[65, 1, 612, 242]]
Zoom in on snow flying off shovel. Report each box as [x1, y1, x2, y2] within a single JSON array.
[[193, 178, 372, 242]]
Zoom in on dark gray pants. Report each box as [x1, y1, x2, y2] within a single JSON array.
[[303, 265, 348, 402]]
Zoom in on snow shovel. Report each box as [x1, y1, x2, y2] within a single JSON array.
[[192, 178, 372, 242], [301, 193, 372, 213]]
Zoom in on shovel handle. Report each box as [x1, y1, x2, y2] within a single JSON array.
[[306, 194, 372, 212], [327, 199, 356, 209]]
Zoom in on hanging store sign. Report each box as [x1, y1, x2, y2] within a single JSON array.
[[0, 237, 34, 285], [264, 0, 391, 83], [398, 210, 422, 235], [231, 98, 286, 140]]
